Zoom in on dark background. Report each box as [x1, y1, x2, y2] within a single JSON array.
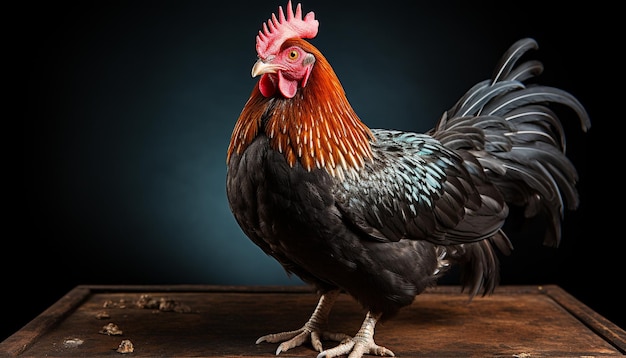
[[9, 0, 620, 343]]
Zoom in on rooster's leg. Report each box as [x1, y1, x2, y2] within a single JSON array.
[[317, 311, 394, 358], [256, 289, 350, 354]]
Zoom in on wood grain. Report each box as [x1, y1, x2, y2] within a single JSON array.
[[1, 285, 624, 357]]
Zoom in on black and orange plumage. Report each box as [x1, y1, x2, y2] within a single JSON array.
[[226, 2, 590, 357], [228, 38, 374, 179]]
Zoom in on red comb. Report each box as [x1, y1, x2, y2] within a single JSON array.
[[256, 1, 319, 59]]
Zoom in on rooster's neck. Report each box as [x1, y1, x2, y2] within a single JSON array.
[[228, 45, 374, 180]]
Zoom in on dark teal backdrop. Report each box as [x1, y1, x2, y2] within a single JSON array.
[[11, 0, 616, 342]]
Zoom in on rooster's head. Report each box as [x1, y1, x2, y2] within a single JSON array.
[[252, 0, 319, 98]]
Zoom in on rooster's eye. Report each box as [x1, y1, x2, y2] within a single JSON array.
[[288, 50, 299, 61]]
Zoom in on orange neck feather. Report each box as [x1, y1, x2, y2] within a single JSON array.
[[227, 39, 374, 180]]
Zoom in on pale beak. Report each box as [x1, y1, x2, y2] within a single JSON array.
[[251, 59, 282, 77]]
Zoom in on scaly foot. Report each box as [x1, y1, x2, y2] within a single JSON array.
[[256, 290, 350, 354], [317, 311, 394, 358], [257, 327, 350, 355]]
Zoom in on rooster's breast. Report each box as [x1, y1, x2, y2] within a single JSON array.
[[226, 135, 351, 286]]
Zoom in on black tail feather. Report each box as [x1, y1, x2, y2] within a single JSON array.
[[433, 37, 590, 250]]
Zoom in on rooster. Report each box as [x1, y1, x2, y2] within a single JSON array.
[[226, 2, 590, 357]]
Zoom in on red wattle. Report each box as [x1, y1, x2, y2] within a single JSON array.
[[259, 74, 276, 97], [278, 71, 298, 98]]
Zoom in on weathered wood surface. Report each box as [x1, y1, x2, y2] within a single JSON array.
[[1, 285, 624, 357]]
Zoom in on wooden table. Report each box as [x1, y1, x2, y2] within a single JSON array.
[[1, 285, 624, 357]]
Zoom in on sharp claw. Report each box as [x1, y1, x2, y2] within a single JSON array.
[[311, 331, 323, 352]]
